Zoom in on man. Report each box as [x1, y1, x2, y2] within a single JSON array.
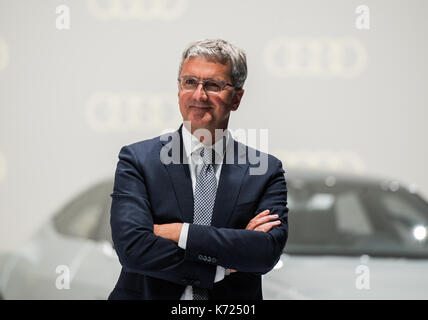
[[108, 39, 288, 300]]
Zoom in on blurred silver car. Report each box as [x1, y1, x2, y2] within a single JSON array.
[[0, 182, 120, 300], [263, 171, 428, 299], [1, 170, 428, 299]]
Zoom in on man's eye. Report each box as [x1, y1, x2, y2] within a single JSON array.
[[205, 81, 221, 91], [184, 79, 198, 86]]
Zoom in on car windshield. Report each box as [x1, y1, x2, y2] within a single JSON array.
[[285, 178, 428, 259]]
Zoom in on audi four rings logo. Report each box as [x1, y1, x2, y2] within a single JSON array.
[[273, 149, 366, 174], [0, 38, 9, 72], [263, 37, 368, 78], [87, 0, 189, 20], [0, 153, 6, 183], [84, 92, 181, 132]]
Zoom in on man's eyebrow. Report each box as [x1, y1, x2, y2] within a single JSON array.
[[181, 75, 229, 82]]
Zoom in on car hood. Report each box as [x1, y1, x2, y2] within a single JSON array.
[[263, 254, 428, 299]]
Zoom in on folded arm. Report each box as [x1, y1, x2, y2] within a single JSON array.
[[154, 160, 288, 275], [154, 209, 281, 275]]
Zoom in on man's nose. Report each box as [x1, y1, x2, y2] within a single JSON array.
[[192, 83, 208, 101]]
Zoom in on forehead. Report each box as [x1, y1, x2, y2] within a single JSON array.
[[180, 57, 231, 81]]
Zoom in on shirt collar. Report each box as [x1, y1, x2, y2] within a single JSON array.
[[182, 123, 230, 163]]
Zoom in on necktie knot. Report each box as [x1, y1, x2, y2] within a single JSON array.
[[200, 147, 214, 165]]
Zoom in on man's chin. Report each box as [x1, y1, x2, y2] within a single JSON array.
[[185, 117, 213, 130]]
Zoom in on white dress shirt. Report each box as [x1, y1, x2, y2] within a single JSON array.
[[179, 124, 231, 300]]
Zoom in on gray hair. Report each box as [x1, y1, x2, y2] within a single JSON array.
[[178, 39, 247, 89]]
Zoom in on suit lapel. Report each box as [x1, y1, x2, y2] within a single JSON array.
[[160, 126, 194, 224], [211, 140, 249, 228]]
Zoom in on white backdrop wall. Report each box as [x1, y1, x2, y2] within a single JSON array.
[[0, 0, 427, 251]]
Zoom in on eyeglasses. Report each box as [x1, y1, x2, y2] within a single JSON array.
[[178, 76, 235, 94]]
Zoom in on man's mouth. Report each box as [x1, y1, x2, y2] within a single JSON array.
[[189, 105, 212, 109]]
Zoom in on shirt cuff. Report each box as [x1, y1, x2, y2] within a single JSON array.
[[178, 222, 189, 249], [214, 266, 226, 283]]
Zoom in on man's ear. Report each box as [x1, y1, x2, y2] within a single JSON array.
[[231, 89, 244, 111]]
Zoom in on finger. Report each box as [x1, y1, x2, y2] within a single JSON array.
[[246, 210, 271, 230], [254, 209, 270, 219], [258, 220, 281, 233], [247, 210, 269, 228], [248, 214, 278, 230], [251, 210, 270, 223], [253, 214, 279, 227], [254, 220, 281, 233]]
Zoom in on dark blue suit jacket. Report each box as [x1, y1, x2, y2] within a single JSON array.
[[108, 126, 288, 300]]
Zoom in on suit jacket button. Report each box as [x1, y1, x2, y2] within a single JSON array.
[[212, 258, 217, 264]]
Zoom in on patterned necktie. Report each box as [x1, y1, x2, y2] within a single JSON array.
[[192, 147, 217, 300]]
